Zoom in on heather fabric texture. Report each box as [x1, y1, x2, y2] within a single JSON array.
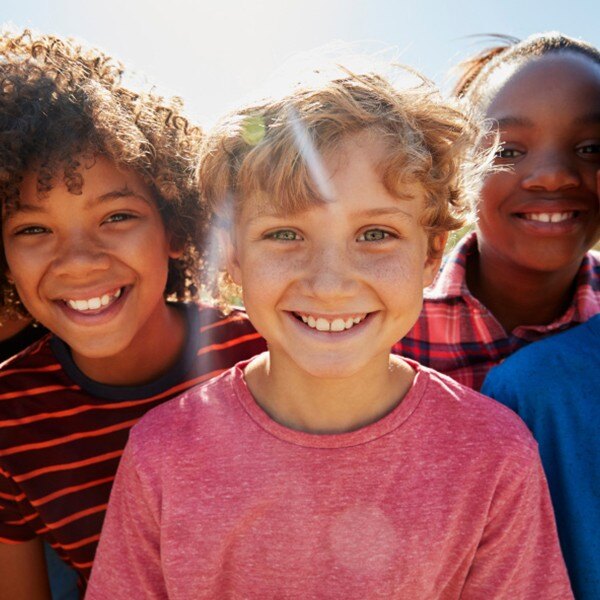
[[483, 315, 600, 600], [87, 356, 572, 599], [393, 232, 600, 391], [0, 303, 266, 594]]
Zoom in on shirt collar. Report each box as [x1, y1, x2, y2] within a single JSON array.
[[425, 230, 477, 300], [425, 230, 600, 330]]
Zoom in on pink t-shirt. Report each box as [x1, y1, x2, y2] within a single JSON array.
[[86, 356, 572, 599]]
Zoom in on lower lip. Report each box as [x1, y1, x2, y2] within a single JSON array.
[[285, 312, 375, 341], [56, 287, 130, 326], [512, 213, 584, 236]]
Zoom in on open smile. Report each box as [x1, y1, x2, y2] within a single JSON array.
[[292, 312, 370, 332], [57, 286, 129, 319], [517, 211, 577, 223], [64, 287, 123, 313]]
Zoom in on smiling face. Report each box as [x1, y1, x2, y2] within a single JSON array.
[[477, 52, 600, 275], [225, 133, 443, 381], [2, 156, 181, 370]]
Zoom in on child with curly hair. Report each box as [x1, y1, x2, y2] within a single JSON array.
[[395, 32, 600, 391], [0, 29, 265, 599], [87, 66, 571, 598]]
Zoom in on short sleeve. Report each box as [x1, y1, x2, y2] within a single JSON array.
[[85, 435, 168, 599], [461, 450, 573, 598], [0, 466, 37, 544]]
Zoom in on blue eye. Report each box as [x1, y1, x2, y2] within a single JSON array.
[[358, 229, 393, 242], [266, 229, 301, 241]]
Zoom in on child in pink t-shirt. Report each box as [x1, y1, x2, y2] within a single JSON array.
[[87, 68, 572, 599]]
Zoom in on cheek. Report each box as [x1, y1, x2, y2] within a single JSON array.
[[361, 252, 424, 290]]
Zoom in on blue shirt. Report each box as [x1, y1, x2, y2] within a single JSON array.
[[483, 315, 600, 600]]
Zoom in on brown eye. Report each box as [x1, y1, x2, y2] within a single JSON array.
[[495, 147, 524, 159]]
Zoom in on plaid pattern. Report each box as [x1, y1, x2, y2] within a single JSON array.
[[393, 232, 600, 391]]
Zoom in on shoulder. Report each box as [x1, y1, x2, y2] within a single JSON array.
[[126, 361, 246, 458], [0, 333, 60, 387], [417, 364, 538, 460], [483, 315, 600, 400]]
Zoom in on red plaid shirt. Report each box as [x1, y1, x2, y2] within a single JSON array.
[[393, 232, 600, 391]]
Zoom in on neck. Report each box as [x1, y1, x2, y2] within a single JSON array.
[[244, 352, 414, 435], [466, 245, 581, 333], [73, 302, 186, 386]]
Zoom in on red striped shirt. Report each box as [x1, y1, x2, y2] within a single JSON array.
[[393, 232, 600, 391], [0, 303, 266, 588]]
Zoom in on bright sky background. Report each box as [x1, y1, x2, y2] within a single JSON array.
[[4, 0, 600, 127]]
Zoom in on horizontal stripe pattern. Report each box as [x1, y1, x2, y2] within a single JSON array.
[[393, 233, 600, 391], [0, 303, 266, 589]]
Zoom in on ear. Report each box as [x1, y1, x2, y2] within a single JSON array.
[[422, 232, 448, 288], [167, 232, 185, 260], [218, 227, 243, 286]]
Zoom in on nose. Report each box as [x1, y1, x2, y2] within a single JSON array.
[[521, 152, 581, 192], [300, 245, 359, 301], [51, 231, 111, 278]]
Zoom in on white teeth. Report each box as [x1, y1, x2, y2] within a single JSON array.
[[88, 297, 101, 310], [330, 319, 346, 332], [525, 212, 573, 223], [316, 318, 330, 332], [297, 313, 367, 332], [66, 288, 122, 313]]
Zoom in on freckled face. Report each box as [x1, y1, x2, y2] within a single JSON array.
[[477, 52, 600, 275], [225, 135, 444, 380], [2, 156, 181, 365]]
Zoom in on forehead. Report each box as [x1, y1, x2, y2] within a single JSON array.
[[485, 52, 600, 119], [238, 132, 425, 222], [12, 156, 153, 211]]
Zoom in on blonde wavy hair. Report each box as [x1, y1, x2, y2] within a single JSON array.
[[0, 29, 204, 318], [199, 66, 494, 305]]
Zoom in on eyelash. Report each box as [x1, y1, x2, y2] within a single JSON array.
[[576, 143, 600, 156], [265, 228, 397, 243], [265, 229, 301, 241], [15, 225, 49, 236], [495, 147, 524, 160], [357, 228, 396, 242], [104, 212, 138, 224]]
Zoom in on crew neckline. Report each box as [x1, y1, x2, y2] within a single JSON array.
[[230, 354, 429, 448], [50, 303, 199, 400]]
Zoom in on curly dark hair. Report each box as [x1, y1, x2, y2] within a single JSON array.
[[453, 31, 600, 102], [0, 29, 205, 318]]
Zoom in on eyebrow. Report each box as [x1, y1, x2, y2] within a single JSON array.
[[573, 112, 600, 126], [6, 186, 150, 217], [247, 204, 415, 223], [494, 116, 534, 129], [93, 186, 151, 206], [356, 206, 415, 220]]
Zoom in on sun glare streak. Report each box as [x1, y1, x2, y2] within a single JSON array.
[[286, 106, 334, 202]]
